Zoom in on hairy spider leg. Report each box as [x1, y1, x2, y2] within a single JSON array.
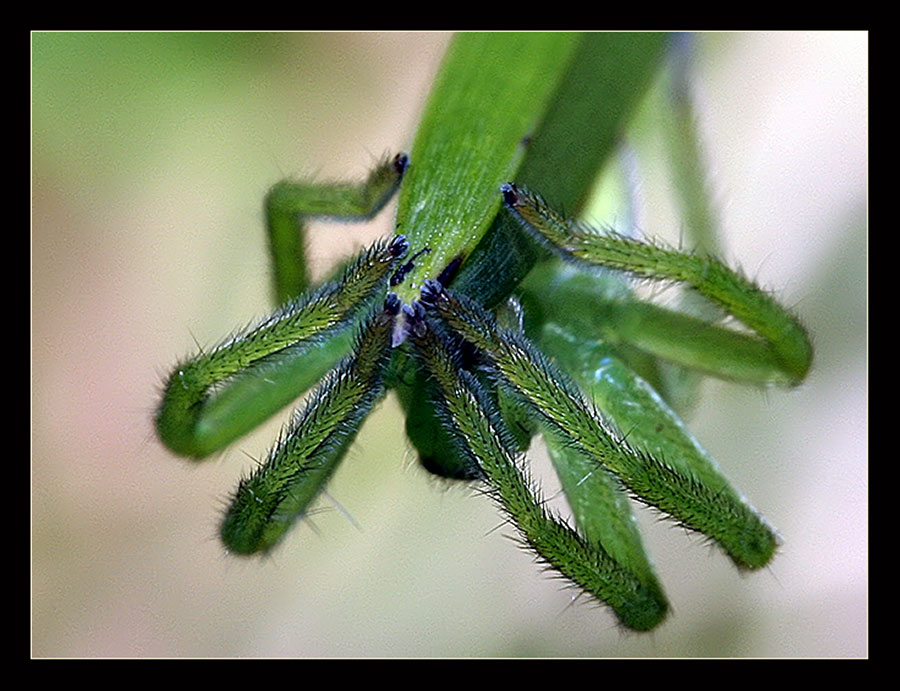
[[407, 302, 669, 631], [266, 153, 408, 304], [156, 235, 409, 459], [222, 295, 401, 554], [502, 183, 813, 387], [420, 279, 779, 570]]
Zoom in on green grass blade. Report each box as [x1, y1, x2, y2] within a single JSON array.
[[392, 32, 580, 304], [398, 33, 671, 477], [454, 32, 669, 307]]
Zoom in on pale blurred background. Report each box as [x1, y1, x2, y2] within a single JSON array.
[[32, 32, 866, 657]]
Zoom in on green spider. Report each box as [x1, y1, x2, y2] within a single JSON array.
[[156, 33, 812, 632]]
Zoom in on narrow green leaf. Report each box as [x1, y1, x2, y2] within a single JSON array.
[[454, 32, 669, 307], [392, 32, 579, 304]]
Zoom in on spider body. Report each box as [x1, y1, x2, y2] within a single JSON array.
[[156, 33, 812, 631]]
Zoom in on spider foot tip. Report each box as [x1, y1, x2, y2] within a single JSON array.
[[500, 182, 519, 206], [393, 152, 410, 176], [389, 234, 410, 258], [401, 299, 426, 321], [384, 292, 401, 315], [392, 299, 427, 347], [419, 278, 444, 307]]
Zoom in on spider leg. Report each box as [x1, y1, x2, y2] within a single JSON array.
[[266, 153, 408, 304], [220, 294, 400, 555], [391, 297, 533, 481], [156, 236, 408, 459], [407, 305, 668, 632], [394, 350, 485, 481], [421, 280, 779, 571], [497, 295, 661, 592], [502, 183, 813, 387]]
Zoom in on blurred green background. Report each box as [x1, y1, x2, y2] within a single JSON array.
[[32, 32, 866, 657]]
